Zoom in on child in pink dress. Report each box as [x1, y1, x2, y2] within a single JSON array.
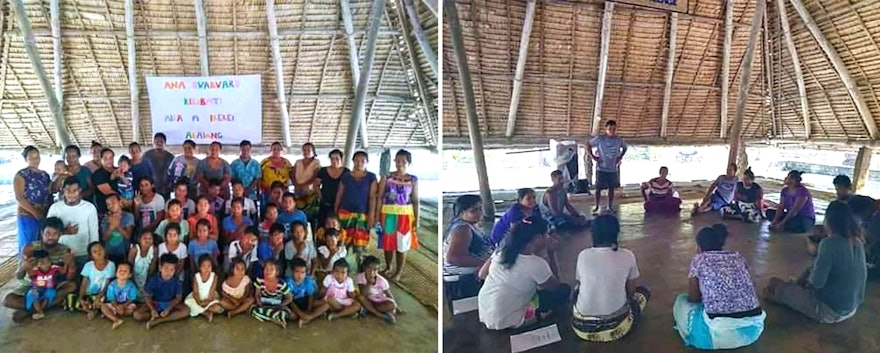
[[322, 259, 361, 321], [356, 255, 402, 324]]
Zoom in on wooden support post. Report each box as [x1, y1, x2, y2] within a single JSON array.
[[789, 0, 878, 139], [420, 0, 437, 18], [340, 0, 370, 147], [124, 0, 139, 143], [11, 0, 71, 148], [727, 0, 764, 166], [267, 0, 292, 147], [343, 0, 386, 168], [660, 13, 677, 138], [505, 0, 536, 138], [591, 2, 613, 135], [50, 0, 64, 146], [853, 147, 873, 193], [720, 0, 733, 138], [446, 0, 495, 223], [403, 0, 438, 79], [777, 0, 809, 138], [194, 0, 209, 76]]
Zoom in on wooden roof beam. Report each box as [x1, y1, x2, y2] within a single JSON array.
[[124, 0, 139, 143], [777, 0, 809, 139], [403, 0, 438, 79], [788, 0, 878, 140], [420, 0, 437, 18], [727, 0, 764, 166], [720, 0, 733, 139], [343, 0, 386, 168], [11, 0, 71, 148], [267, 0, 291, 147], [591, 2, 613, 136], [660, 12, 677, 138], [194, 0, 209, 75], [340, 0, 370, 147], [50, 0, 69, 147], [18, 28, 400, 38], [446, 0, 495, 223], [505, 0, 536, 138], [393, 1, 436, 146]]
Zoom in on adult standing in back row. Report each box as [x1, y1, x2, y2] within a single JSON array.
[[588, 120, 627, 214], [144, 133, 176, 200]]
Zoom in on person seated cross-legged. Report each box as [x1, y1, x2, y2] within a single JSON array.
[[540, 171, 589, 233], [641, 167, 682, 214]]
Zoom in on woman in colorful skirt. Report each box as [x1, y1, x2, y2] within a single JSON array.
[[335, 151, 377, 261], [377, 150, 419, 282], [572, 215, 650, 342], [673, 224, 765, 350], [641, 166, 682, 214], [292, 143, 321, 224]]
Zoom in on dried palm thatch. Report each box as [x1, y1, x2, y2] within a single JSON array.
[[0, 0, 438, 149], [443, 0, 880, 149]]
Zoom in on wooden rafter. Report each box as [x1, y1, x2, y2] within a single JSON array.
[[124, 0, 139, 143], [776, 0, 809, 138], [420, 0, 437, 18], [309, 34, 337, 144], [720, 0, 733, 138], [267, 0, 292, 147], [385, 105, 404, 146], [682, 22, 717, 137], [614, 13, 634, 123], [232, 2, 237, 73], [505, 0, 536, 138], [660, 12, 678, 138], [788, 0, 878, 139], [0, 2, 23, 148], [13, 28, 401, 39], [591, 1, 613, 136], [539, 1, 544, 136], [567, 5, 577, 135], [402, 0, 438, 79], [468, 1, 490, 135], [340, 0, 369, 146], [194, 0, 209, 76], [727, 0, 764, 165], [390, 1, 436, 146]]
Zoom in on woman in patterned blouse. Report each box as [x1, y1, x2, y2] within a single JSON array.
[[14, 146, 52, 257], [377, 150, 419, 282], [673, 224, 765, 350]]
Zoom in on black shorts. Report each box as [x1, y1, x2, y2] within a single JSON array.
[[595, 171, 620, 190], [292, 296, 309, 311]]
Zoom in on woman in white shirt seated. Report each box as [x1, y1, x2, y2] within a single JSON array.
[[477, 217, 570, 330], [572, 214, 650, 341]]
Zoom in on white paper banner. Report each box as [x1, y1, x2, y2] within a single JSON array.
[[146, 75, 262, 145], [510, 324, 562, 353]]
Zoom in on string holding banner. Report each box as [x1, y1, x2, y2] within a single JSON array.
[[146, 75, 263, 145]]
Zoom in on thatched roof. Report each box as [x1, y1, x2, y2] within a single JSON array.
[[442, 0, 880, 149], [0, 0, 438, 149]]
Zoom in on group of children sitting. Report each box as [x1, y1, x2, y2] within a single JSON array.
[[24, 181, 404, 330]]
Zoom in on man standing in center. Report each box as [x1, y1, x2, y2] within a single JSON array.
[[143, 133, 175, 200], [587, 120, 627, 214]]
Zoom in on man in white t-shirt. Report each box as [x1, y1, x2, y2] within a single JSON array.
[[47, 178, 99, 269]]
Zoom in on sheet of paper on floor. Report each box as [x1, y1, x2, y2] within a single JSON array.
[[510, 324, 562, 353], [452, 296, 478, 315]]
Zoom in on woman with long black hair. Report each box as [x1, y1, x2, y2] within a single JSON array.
[[477, 217, 569, 330], [765, 200, 866, 323], [443, 195, 493, 298], [768, 170, 815, 233]]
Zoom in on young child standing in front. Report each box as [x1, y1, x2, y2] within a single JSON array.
[[184, 254, 222, 322], [76, 242, 116, 320], [27, 250, 65, 320], [133, 253, 191, 330], [220, 258, 255, 318], [252, 259, 293, 328], [357, 255, 401, 324], [322, 259, 361, 321], [100, 262, 139, 329], [287, 257, 327, 327], [128, 231, 156, 290], [157, 223, 188, 283]]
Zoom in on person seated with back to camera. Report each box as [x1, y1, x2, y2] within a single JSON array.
[[807, 174, 878, 267], [641, 166, 682, 214], [540, 171, 589, 233]]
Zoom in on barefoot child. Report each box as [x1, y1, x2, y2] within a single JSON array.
[[157, 224, 188, 283], [220, 258, 255, 318], [252, 259, 293, 328], [287, 258, 327, 327], [184, 255, 222, 322], [317, 230, 347, 281], [76, 242, 116, 320], [133, 253, 191, 330], [322, 259, 361, 321], [357, 255, 401, 324], [100, 262, 139, 329], [27, 250, 65, 320], [128, 231, 157, 291]]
